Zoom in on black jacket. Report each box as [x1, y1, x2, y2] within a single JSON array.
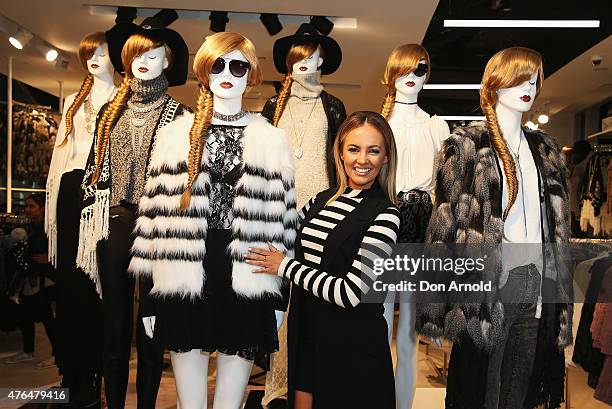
[[262, 90, 346, 188]]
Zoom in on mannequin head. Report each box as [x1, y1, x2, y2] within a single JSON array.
[[480, 46, 543, 220], [271, 41, 324, 126], [61, 32, 112, 147], [79, 32, 113, 77], [130, 45, 169, 80], [380, 44, 430, 119], [288, 42, 324, 74], [208, 49, 251, 100], [91, 32, 173, 184], [181, 32, 261, 208], [329, 111, 397, 205], [121, 33, 173, 81]]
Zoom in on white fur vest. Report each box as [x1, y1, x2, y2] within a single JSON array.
[[129, 113, 299, 300]]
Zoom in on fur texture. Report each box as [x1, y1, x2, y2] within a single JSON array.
[[129, 113, 298, 300], [419, 121, 573, 350]]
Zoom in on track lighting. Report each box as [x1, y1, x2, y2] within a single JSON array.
[[537, 114, 549, 124], [260, 13, 282, 35], [209, 11, 229, 32], [8, 27, 33, 49], [310, 16, 334, 35]]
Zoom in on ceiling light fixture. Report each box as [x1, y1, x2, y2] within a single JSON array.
[[444, 19, 600, 28], [45, 49, 58, 62], [439, 115, 486, 121], [423, 84, 481, 90], [209, 11, 229, 32], [310, 15, 334, 35], [8, 27, 33, 49], [537, 114, 549, 124], [260, 13, 282, 35]]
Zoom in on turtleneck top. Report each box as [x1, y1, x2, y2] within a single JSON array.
[[109, 75, 169, 206], [277, 71, 329, 208]]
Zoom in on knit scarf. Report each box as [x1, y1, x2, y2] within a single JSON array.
[[291, 71, 323, 100], [129, 75, 168, 106]]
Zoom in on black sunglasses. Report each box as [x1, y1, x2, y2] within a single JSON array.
[[211, 57, 251, 78], [413, 63, 429, 77]]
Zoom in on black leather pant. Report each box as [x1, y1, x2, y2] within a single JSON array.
[[97, 204, 164, 409]]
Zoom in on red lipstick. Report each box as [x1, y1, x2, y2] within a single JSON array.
[[90, 64, 99, 69], [220, 82, 233, 89], [299, 66, 307, 71], [406, 81, 415, 87], [138, 67, 149, 73], [520, 95, 531, 102]]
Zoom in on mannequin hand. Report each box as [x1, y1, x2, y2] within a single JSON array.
[[275, 310, 285, 331], [142, 316, 156, 339], [245, 243, 285, 275]]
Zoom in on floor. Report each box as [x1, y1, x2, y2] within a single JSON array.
[[0, 321, 609, 409]]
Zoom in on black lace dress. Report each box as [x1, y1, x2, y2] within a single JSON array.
[[154, 124, 279, 370]]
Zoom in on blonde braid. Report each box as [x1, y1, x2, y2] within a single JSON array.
[[272, 74, 293, 127], [59, 74, 94, 147], [483, 103, 517, 221], [90, 76, 131, 185], [180, 87, 214, 209], [380, 92, 395, 120]]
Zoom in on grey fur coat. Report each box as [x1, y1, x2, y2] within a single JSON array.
[[417, 121, 573, 351]]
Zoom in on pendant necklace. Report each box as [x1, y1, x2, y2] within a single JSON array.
[[287, 97, 319, 159]]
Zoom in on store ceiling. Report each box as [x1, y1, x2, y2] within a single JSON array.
[[0, 0, 610, 123]]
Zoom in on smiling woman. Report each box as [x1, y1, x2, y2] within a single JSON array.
[[246, 111, 400, 409]]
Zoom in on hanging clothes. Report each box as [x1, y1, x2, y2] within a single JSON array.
[[591, 269, 612, 404]]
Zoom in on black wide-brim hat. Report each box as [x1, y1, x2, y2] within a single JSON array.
[[105, 9, 189, 87], [273, 23, 342, 75]]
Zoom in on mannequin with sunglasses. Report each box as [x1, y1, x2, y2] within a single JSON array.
[[77, 11, 190, 409], [379, 44, 449, 409], [129, 32, 297, 409]]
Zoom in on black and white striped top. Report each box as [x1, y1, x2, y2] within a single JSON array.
[[278, 188, 400, 308]]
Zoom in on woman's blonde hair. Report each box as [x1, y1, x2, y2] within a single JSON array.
[[90, 32, 171, 185], [328, 111, 397, 205], [480, 46, 543, 220], [271, 42, 323, 126], [380, 44, 430, 120], [59, 32, 107, 148], [180, 32, 262, 208]]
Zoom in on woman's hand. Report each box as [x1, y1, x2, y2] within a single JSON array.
[[245, 243, 285, 275]]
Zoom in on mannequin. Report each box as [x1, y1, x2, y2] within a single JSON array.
[[417, 47, 572, 409], [262, 23, 346, 204], [45, 31, 116, 406], [379, 44, 449, 409], [128, 32, 297, 409], [77, 11, 190, 409], [261, 23, 346, 405]]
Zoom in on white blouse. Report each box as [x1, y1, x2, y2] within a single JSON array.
[[45, 87, 116, 267], [388, 109, 450, 195]]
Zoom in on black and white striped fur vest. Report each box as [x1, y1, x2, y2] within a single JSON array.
[[418, 121, 572, 351], [129, 113, 299, 300]]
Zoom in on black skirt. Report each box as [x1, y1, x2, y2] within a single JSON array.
[[154, 229, 279, 370], [54, 169, 103, 377]]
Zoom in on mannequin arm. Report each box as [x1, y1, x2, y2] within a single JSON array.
[[142, 316, 156, 339], [275, 310, 285, 331]]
